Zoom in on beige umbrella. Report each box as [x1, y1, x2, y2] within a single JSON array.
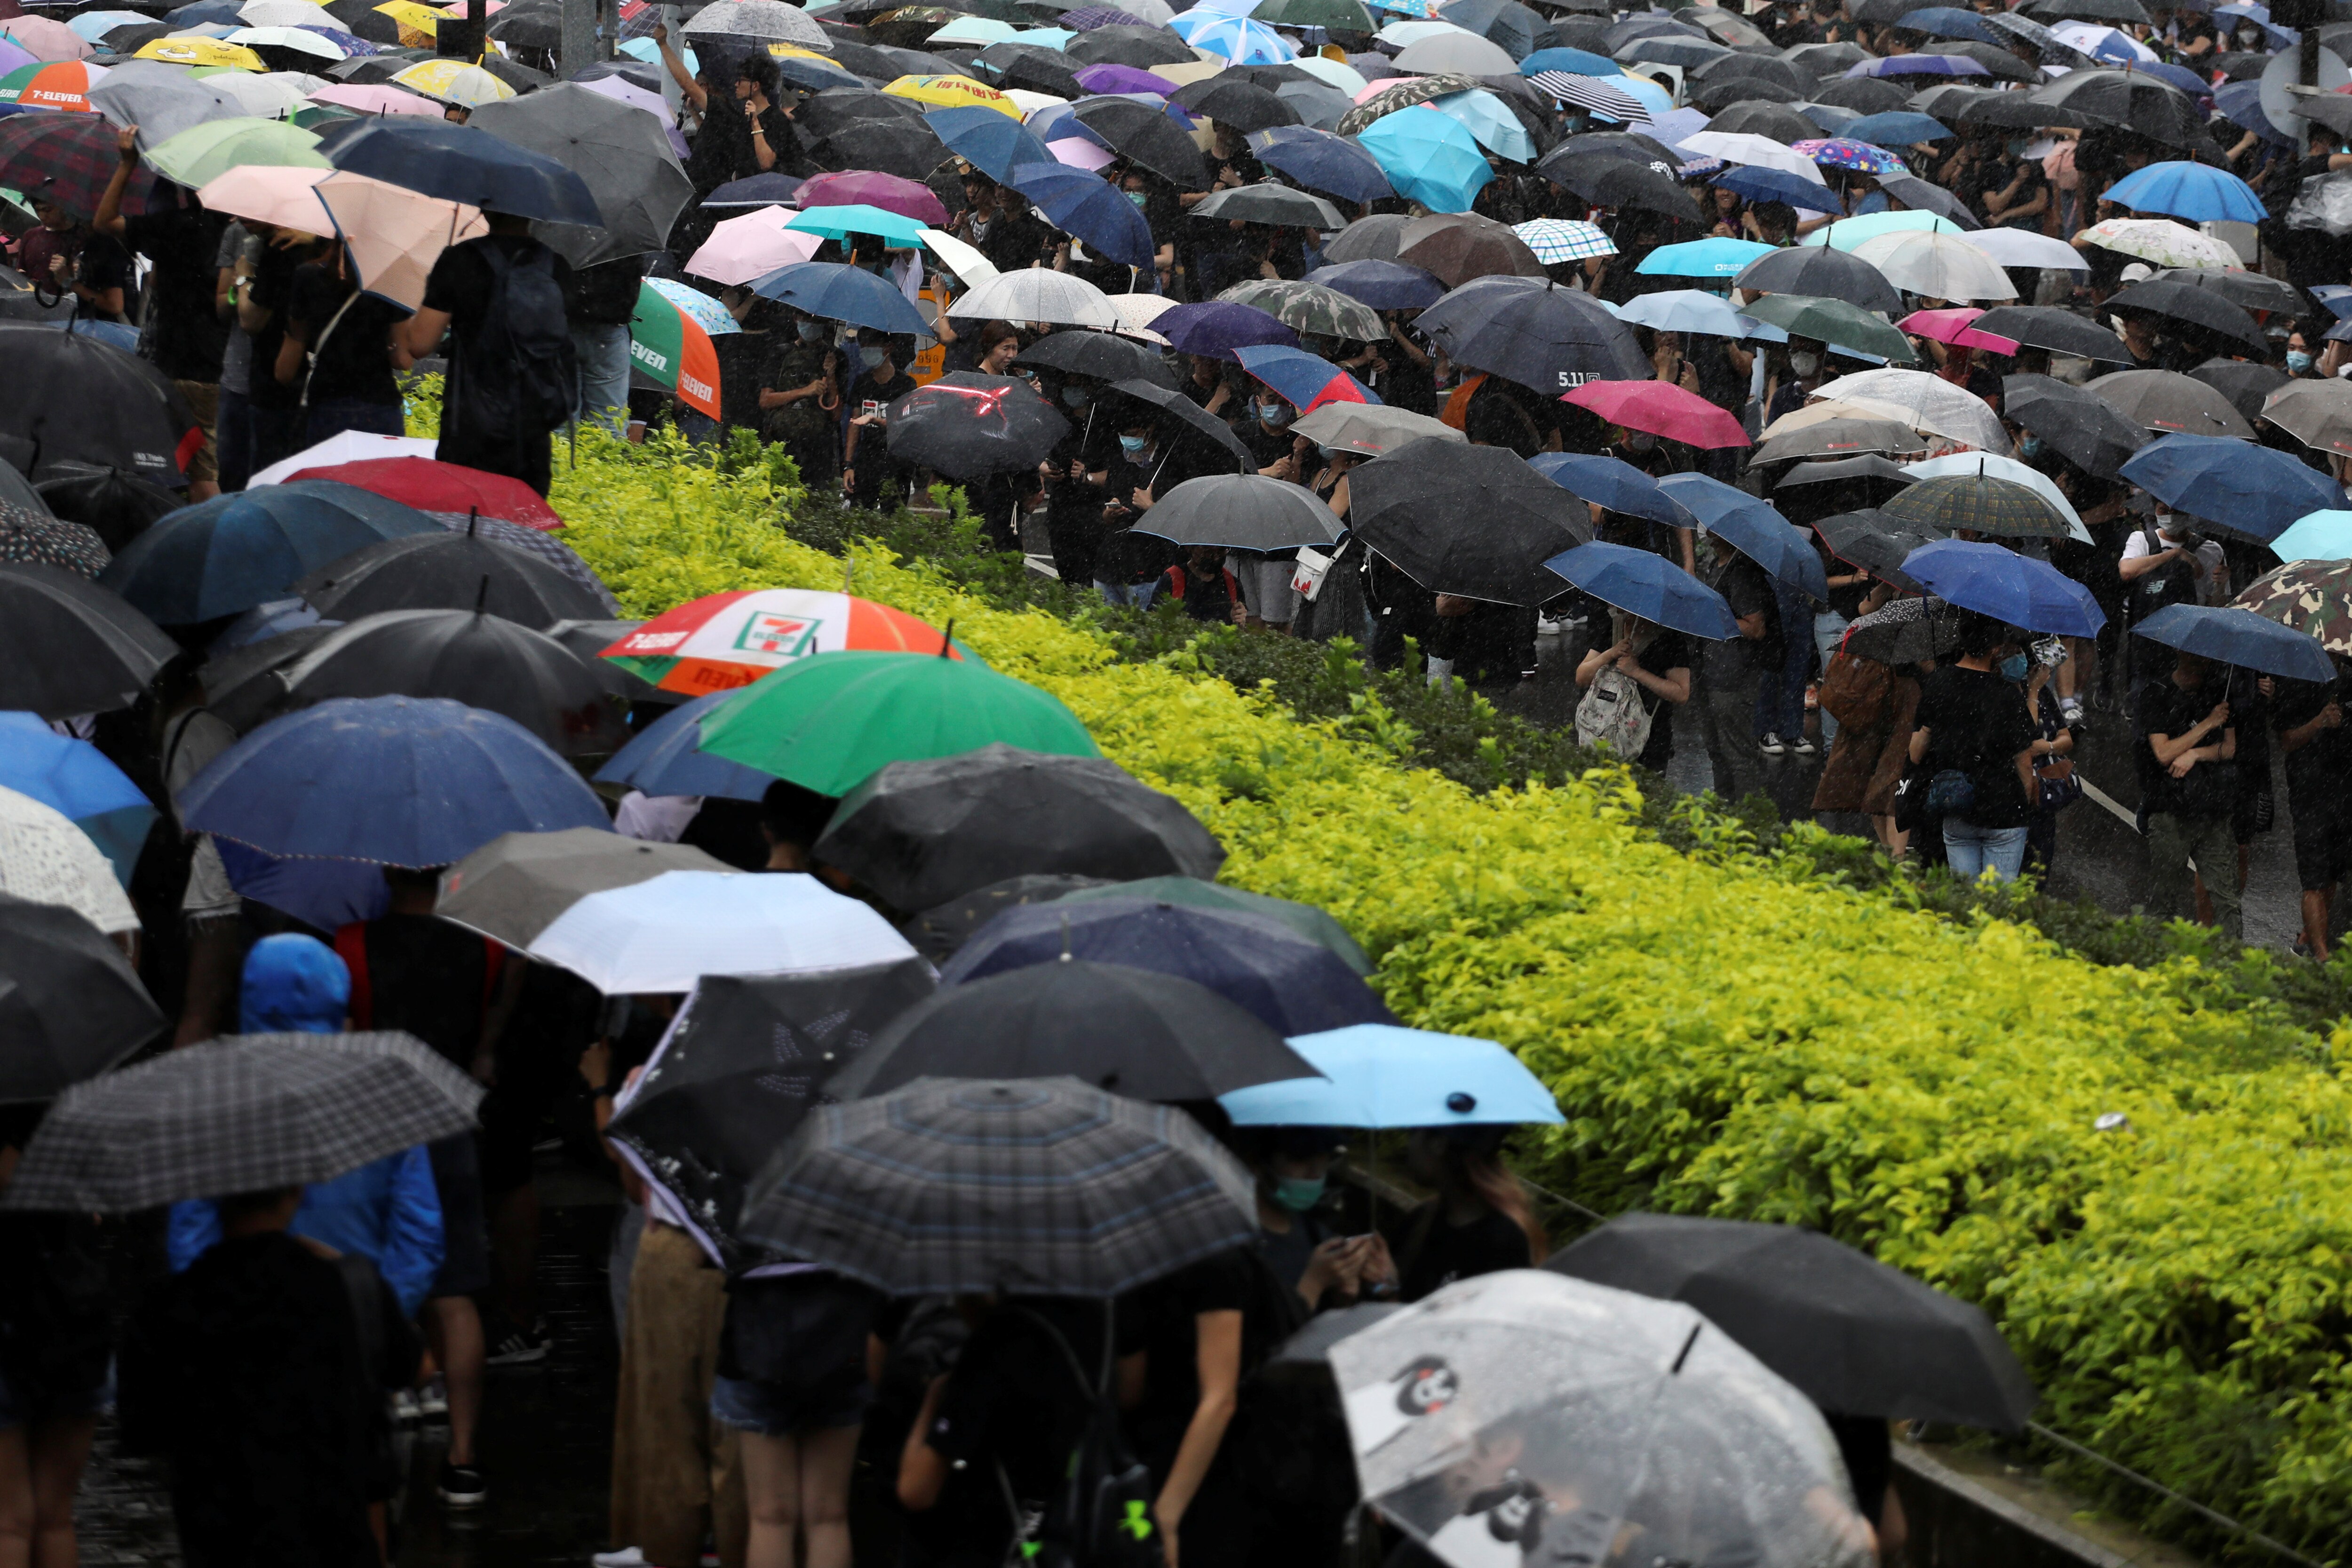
[[1851, 230, 2018, 303], [313, 170, 486, 311], [1811, 367, 2012, 453], [2263, 379, 2352, 458], [195, 161, 331, 234], [0, 785, 137, 937], [2075, 217, 2241, 270]]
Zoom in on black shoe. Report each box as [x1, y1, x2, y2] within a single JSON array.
[[439, 1460, 487, 1508], [485, 1319, 549, 1366]]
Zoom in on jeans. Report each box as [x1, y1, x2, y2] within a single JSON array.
[[302, 397, 404, 447], [2146, 810, 2243, 944], [1943, 820, 2030, 883], [1753, 580, 1812, 741], [1097, 579, 1159, 610], [572, 321, 632, 437], [1813, 609, 1849, 745]]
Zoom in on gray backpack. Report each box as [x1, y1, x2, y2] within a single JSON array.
[[1575, 665, 1654, 759]]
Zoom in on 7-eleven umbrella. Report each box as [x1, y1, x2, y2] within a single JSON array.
[[600, 588, 962, 697], [630, 277, 735, 420], [313, 167, 484, 309], [0, 60, 107, 112]]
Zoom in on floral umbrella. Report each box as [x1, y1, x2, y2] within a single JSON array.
[[629, 277, 737, 420], [1790, 136, 1905, 174]]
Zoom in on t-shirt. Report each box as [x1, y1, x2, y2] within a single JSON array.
[[1633, 628, 1692, 772], [2137, 674, 2233, 818], [1116, 1248, 1254, 1472], [961, 204, 1051, 276], [124, 203, 230, 381], [1255, 1210, 1331, 1304], [2274, 676, 2351, 808], [421, 234, 575, 357], [1716, 552, 1784, 672], [242, 242, 304, 412], [1915, 663, 2036, 829], [72, 230, 134, 322], [287, 262, 405, 407], [565, 253, 644, 327], [1993, 156, 2048, 230], [339, 913, 498, 1068], [1386, 1202, 1530, 1304], [2122, 526, 2228, 606], [847, 364, 916, 435]]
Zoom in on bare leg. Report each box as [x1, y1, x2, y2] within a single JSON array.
[[2194, 872, 2215, 927], [489, 1182, 540, 1338], [0, 1426, 33, 1568], [29, 1417, 95, 1568], [739, 1432, 800, 1568], [796, 1428, 858, 1568], [426, 1297, 486, 1469], [738, 1427, 857, 1568], [2304, 887, 2333, 958]]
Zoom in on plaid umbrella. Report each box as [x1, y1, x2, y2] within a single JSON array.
[[0, 1031, 483, 1212], [1217, 277, 1384, 341], [2231, 560, 2352, 655], [1513, 217, 1616, 262], [739, 1075, 1261, 1296], [0, 505, 107, 578], [1790, 136, 1906, 174], [1882, 473, 2072, 539], [0, 111, 158, 217]]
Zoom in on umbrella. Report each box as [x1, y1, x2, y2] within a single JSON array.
[[1666, 475, 1831, 597], [2119, 433, 2343, 542], [2105, 159, 2265, 225], [1004, 159, 1156, 270], [1015, 329, 1177, 387], [1073, 62, 1182, 96], [1417, 277, 1650, 395], [2269, 511, 2352, 562], [1874, 171, 1979, 230], [1065, 22, 1195, 66], [943, 265, 1120, 328], [1248, 124, 1393, 202], [275, 455, 562, 529], [1390, 211, 1545, 287], [179, 694, 610, 866], [2002, 372, 2149, 476], [797, 168, 951, 225], [1290, 401, 1462, 456], [1841, 110, 1954, 146], [0, 325, 194, 485], [0, 711, 151, 884], [1850, 228, 2016, 301], [1170, 74, 1298, 133], [1968, 305, 2127, 362], [740, 1075, 1259, 1296], [599, 586, 957, 700], [1813, 508, 1944, 588], [292, 524, 610, 629], [1231, 344, 1374, 414], [898, 873, 1117, 964], [683, 0, 833, 48], [2131, 602, 2334, 683], [1529, 451, 1693, 529], [145, 116, 328, 191], [1331, 1270, 1875, 1568], [699, 171, 803, 210], [686, 206, 824, 286], [750, 261, 932, 336], [1899, 537, 2105, 635], [1776, 454, 1918, 504], [99, 480, 437, 625], [2106, 278, 2266, 356], [2075, 215, 2241, 270], [625, 277, 733, 421], [1751, 418, 1927, 464], [923, 100, 1050, 180], [2233, 559, 2352, 655], [1155, 299, 1298, 360], [1509, 218, 1615, 264], [1565, 379, 1751, 450], [805, 116, 951, 181], [1739, 293, 1917, 362], [1057, 874, 1369, 974], [0, 562, 174, 720], [606, 958, 940, 1270], [1356, 104, 1492, 213], [1545, 153, 1704, 222], [1882, 472, 2073, 540], [1799, 210, 1964, 253], [2263, 380, 2352, 459], [0, 785, 137, 937], [1542, 541, 1732, 641], [1104, 378, 1257, 468], [1901, 453, 2086, 539], [0, 506, 104, 578], [430, 827, 728, 947], [1812, 366, 2010, 452], [592, 690, 776, 801], [0, 60, 105, 114], [2087, 368, 2254, 439], [465, 83, 692, 269], [1548, 1212, 2037, 1429], [1702, 99, 1821, 143], [1219, 1021, 1559, 1126], [1349, 437, 1593, 604], [279, 608, 625, 756], [1734, 243, 1904, 316], [2151, 267, 2310, 318], [1133, 470, 1347, 552], [323, 116, 598, 226], [1067, 94, 1210, 187], [386, 60, 518, 108], [885, 370, 1070, 479], [88, 60, 246, 151], [1842, 590, 1960, 659], [1189, 182, 1345, 232], [1319, 212, 1413, 264]]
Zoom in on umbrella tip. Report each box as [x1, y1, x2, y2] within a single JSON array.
[[1059, 911, 1072, 962], [938, 616, 955, 657], [467, 506, 480, 538], [474, 574, 489, 613]]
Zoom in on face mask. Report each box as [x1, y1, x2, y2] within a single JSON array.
[[1062, 386, 1091, 407], [1625, 431, 1659, 453], [1789, 351, 1820, 376], [1271, 1176, 1326, 1213], [2239, 26, 2260, 44], [1120, 433, 1148, 457], [2018, 434, 2043, 459], [796, 321, 827, 343], [1999, 652, 2030, 682], [1258, 400, 1291, 427], [2289, 350, 2314, 374], [1126, 189, 1148, 208]]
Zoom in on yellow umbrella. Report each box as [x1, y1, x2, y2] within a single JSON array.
[[882, 73, 1020, 118], [389, 57, 516, 105], [314, 170, 486, 310], [374, 0, 441, 45], [134, 36, 267, 69]]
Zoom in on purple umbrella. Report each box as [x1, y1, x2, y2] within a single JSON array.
[[795, 169, 952, 225], [1075, 62, 1182, 95], [1155, 300, 1300, 361], [1845, 53, 1989, 76]]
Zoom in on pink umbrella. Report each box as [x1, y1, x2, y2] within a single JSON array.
[[1898, 306, 2018, 356], [195, 164, 332, 234], [1049, 135, 1115, 171], [795, 168, 950, 224], [307, 81, 441, 116], [578, 71, 675, 127], [1562, 379, 1750, 449], [314, 169, 485, 309], [685, 206, 822, 286], [1, 16, 91, 60]]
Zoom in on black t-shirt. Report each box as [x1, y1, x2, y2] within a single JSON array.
[[124, 203, 229, 381], [927, 1300, 1102, 1518], [244, 241, 304, 412], [1994, 156, 2048, 230], [288, 262, 405, 407], [566, 253, 645, 327], [2137, 673, 2232, 818], [1387, 1202, 1530, 1304], [962, 204, 1051, 275], [2275, 677, 2351, 807], [74, 230, 134, 322], [346, 913, 495, 1068], [1716, 552, 1784, 672], [1255, 1209, 1330, 1303], [1916, 663, 2036, 829], [1633, 628, 1692, 771], [422, 234, 575, 354], [1117, 1248, 1254, 1470], [848, 364, 916, 430]]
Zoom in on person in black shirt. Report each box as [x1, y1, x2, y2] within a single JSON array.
[[403, 218, 577, 496], [953, 173, 1051, 276], [1716, 549, 1803, 755], [1117, 1249, 1258, 1568], [1575, 612, 1694, 774], [568, 254, 645, 437], [2276, 669, 2352, 957], [97, 127, 231, 496], [1375, 1126, 1543, 1304], [236, 226, 325, 482], [1910, 617, 2039, 883], [842, 333, 918, 509], [2138, 649, 2241, 942], [279, 244, 413, 445]]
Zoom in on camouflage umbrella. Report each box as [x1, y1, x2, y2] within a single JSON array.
[[0, 505, 108, 578], [2232, 559, 2352, 655], [1880, 474, 2073, 539], [1333, 71, 1480, 135], [1217, 277, 1385, 342]]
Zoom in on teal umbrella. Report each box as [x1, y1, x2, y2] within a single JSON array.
[[1356, 104, 1491, 214], [2268, 510, 2352, 563], [1426, 87, 1534, 161], [786, 201, 930, 247]]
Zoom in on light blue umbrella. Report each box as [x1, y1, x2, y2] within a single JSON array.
[[2270, 510, 2352, 562], [1168, 8, 1294, 62], [68, 9, 152, 40], [1356, 105, 1491, 214], [1612, 288, 1785, 341], [1005, 25, 1076, 47], [1636, 236, 1775, 277], [786, 201, 930, 247], [1427, 87, 1534, 161], [1518, 46, 1620, 77], [2105, 160, 2267, 225], [0, 711, 156, 885], [1218, 1023, 1565, 1127]]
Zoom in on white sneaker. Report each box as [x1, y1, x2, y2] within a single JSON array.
[[1792, 734, 1818, 756], [418, 1375, 448, 1419], [2060, 696, 2084, 724], [390, 1389, 421, 1425], [1535, 615, 1565, 636], [1758, 732, 1787, 756], [592, 1550, 648, 1568]]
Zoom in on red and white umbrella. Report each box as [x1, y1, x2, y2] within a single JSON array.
[[600, 588, 963, 697]]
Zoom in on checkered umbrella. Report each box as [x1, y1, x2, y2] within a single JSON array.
[[0, 1031, 482, 1212], [1882, 474, 2072, 539], [740, 1076, 1261, 1296], [0, 111, 159, 217]]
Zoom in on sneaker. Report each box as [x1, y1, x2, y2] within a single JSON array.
[[438, 1460, 486, 1508], [417, 1375, 448, 1419], [1758, 732, 1787, 756], [2060, 696, 2084, 724], [1792, 734, 1818, 756], [1535, 614, 1565, 636], [391, 1389, 421, 1425], [591, 1551, 647, 1568], [486, 1319, 549, 1367]]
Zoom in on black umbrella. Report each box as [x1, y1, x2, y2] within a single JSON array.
[[325, 0, 402, 41], [1190, 182, 1346, 229], [326, 56, 410, 83], [797, 86, 932, 140], [1691, 51, 1811, 96], [2087, 367, 2255, 439], [1551, 157, 1707, 222], [1396, 210, 1547, 286], [1875, 173, 1980, 229], [941, 895, 1389, 1035], [1813, 508, 1945, 587], [281, 608, 627, 756], [0, 324, 198, 484], [822, 959, 1318, 1101], [1690, 74, 1805, 111], [195, 624, 338, 735], [2021, 0, 2149, 23], [479, 54, 556, 94], [1775, 454, 1917, 504], [0, 891, 161, 1104], [2108, 279, 2267, 355], [1543, 129, 1685, 169], [1734, 245, 1905, 316], [1938, 40, 2038, 80], [1446, 0, 1544, 56], [1952, 89, 2093, 132], [1130, 472, 1345, 553], [606, 958, 939, 1270], [883, 371, 1069, 480], [2190, 357, 2291, 430], [0, 560, 175, 719], [972, 40, 1083, 97], [33, 462, 180, 554], [488, 8, 561, 46], [1015, 329, 1177, 387], [325, 119, 603, 228], [1069, 95, 1211, 189], [806, 118, 951, 179], [1841, 591, 1961, 661], [1103, 378, 1255, 469], [814, 742, 1226, 911], [294, 526, 612, 631], [2151, 265, 2309, 318], [1547, 1212, 2038, 1429], [1806, 75, 1911, 114], [1065, 22, 1198, 66], [2003, 372, 2153, 476], [1696, 99, 1820, 143], [1416, 276, 1651, 395], [899, 872, 1113, 963], [1318, 212, 1413, 264], [465, 83, 696, 269], [1970, 305, 2129, 362], [1171, 76, 1300, 134], [1349, 437, 1595, 604], [2027, 67, 2208, 148]]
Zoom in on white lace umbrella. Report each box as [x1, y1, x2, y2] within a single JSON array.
[[0, 784, 137, 935]]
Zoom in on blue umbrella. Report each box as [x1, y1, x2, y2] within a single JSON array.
[[923, 104, 1055, 183], [1304, 258, 1444, 309], [749, 262, 933, 336], [2310, 284, 2352, 323], [701, 172, 802, 209], [1798, 103, 1864, 137], [1841, 111, 1954, 145], [212, 839, 391, 932], [1356, 105, 1492, 214], [1613, 289, 1782, 341], [2214, 81, 2295, 149], [179, 696, 612, 868], [2133, 60, 2217, 99], [938, 895, 1394, 1036], [2270, 509, 2352, 561], [2105, 160, 2266, 225], [1657, 470, 1781, 535], [1713, 165, 1844, 214], [593, 690, 777, 803], [1232, 343, 1380, 412], [1427, 87, 1535, 162], [2132, 602, 2334, 683], [1168, 8, 1295, 63], [324, 119, 602, 228], [164, 0, 242, 22], [1657, 471, 1827, 597], [1219, 1022, 1565, 1128], [2119, 434, 2345, 543], [0, 710, 154, 884], [1899, 538, 2106, 635], [1543, 541, 1740, 639], [1528, 451, 1695, 530], [1004, 160, 1156, 270], [1248, 125, 1394, 204], [1520, 46, 1621, 77], [1154, 299, 1299, 359], [1894, 6, 2002, 42], [2214, 3, 2299, 47], [770, 52, 862, 90], [1637, 236, 1776, 278], [98, 481, 440, 625]]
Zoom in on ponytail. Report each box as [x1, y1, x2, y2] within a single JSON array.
[[1459, 1148, 1547, 1265]]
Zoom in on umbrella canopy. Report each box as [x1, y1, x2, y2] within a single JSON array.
[[1969, 304, 2127, 362], [1812, 366, 2010, 452], [2268, 511, 2352, 563], [885, 370, 1069, 479], [1289, 401, 1463, 457], [1564, 379, 1751, 449], [0, 786, 137, 937], [276, 455, 561, 528], [0, 325, 196, 486], [1330, 1270, 1875, 1568], [1545, 539, 1740, 639], [0, 562, 175, 720], [20, 466, 166, 559], [1813, 508, 1944, 588], [1221, 1022, 1561, 1128], [1298, 259, 1446, 312], [179, 695, 609, 866], [465, 82, 691, 268], [1882, 473, 2075, 540], [1218, 277, 1384, 342], [1005, 159, 1156, 270], [626, 277, 733, 421], [2233, 559, 2352, 654], [0, 507, 105, 579], [683, 0, 833, 47], [293, 525, 608, 629], [1349, 437, 1595, 603], [1417, 277, 1649, 395], [2075, 215, 2241, 269], [740, 1075, 1260, 1296], [2119, 433, 2344, 542], [1, 1030, 481, 1212], [1547, 1213, 2037, 1429], [0, 711, 152, 884], [324, 115, 598, 226], [1734, 243, 1904, 315], [2087, 368, 2255, 439], [2105, 158, 2265, 224], [1751, 417, 1928, 464], [1066, 93, 1210, 187], [944, 265, 1120, 328], [279, 609, 624, 756], [1531, 451, 1694, 528], [1014, 328, 1177, 386], [2188, 359, 2291, 430], [1637, 236, 1778, 279], [1056, 873, 1370, 973], [147, 115, 328, 191], [2263, 380, 2352, 459], [1842, 590, 1960, 659], [600, 588, 954, 698], [686, 206, 824, 286], [2002, 372, 2149, 476], [100, 481, 438, 625], [1900, 537, 2105, 635], [2107, 277, 2266, 356], [1356, 103, 1492, 213], [2132, 602, 2334, 683], [1394, 210, 1545, 286], [1132, 471, 1346, 551], [1248, 123, 1393, 202], [1850, 228, 2017, 301], [1155, 299, 1298, 360], [750, 260, 932, 335], [1739, 293, 1916, 362], [1231, 344, 1373, 415], [591, 691, 775, 802], [1509, 218, 1616, 265], [430, 827, 727, 946]]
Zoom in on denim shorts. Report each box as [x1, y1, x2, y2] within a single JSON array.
[[709, 1371, 869, 1438], [0, 1357, 113, 1430]]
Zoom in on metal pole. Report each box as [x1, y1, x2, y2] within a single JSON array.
[[561, 0, 595, 79]]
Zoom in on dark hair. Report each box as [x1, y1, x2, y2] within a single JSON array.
[[760, 779, 838, 853], [219, 1186, 302, 1222], [1956, 610, 2011, 659], [1434, 1131, 1549, 1263], [383, 864, 443, 895], [975, 319, 1020, 359], [738, 53, 778, 95]]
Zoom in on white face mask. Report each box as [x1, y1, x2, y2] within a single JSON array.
[[1789, 351, 1821, 376]]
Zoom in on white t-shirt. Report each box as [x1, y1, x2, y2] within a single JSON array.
[[2122, 525, 2229, 606]]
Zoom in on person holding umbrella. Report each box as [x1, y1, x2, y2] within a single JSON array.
[[277, 236, 415, 446], [1906, 612, 2040, 882], [2137, 645, 2244, 942], [1574, 608, 1696, 773], [842, 334, 918, 511], [759, 312, 842, 491], [2274, 659, 2352, 958]]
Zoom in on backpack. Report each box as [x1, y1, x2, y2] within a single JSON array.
[[457, 241, 579, 443], [1575, 665, 1655, 759], [2128, 525, 2200, 621], [1009, 1307, 1166, 1568]]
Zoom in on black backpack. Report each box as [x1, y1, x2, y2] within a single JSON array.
[[1008, 1307, 1166, 1568], [460, 241, 579, 442]]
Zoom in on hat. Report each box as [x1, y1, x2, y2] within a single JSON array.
[[2119, 262, 2154, 283], [238, 933, 351, 1036]]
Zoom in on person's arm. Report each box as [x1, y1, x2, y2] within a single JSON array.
[[1625, 661, 1691, 705], [401, 304, 450, 360], [749, 104, 779, 171], [215, 261, 237, 322], [1735, 608, 1767, 640], [1908, 722, 1931, 765], [1576, 637, 1633, 688], [896, 1376, 953, 1511], [166, 1199, 222, 1271], [655, 23, 705, 110], [2011, 742, 2036, 807], [2281, 698, 2343, 756], [2148, 699, 2230, 768], [2117, 542, 2182, 582], [381, 1144, 447, 1319], [1154, 1310, 1242, 1568], [273, 325, 305, 386], [95, 124, 139, 239]]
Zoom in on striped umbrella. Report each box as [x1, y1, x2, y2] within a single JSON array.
[[629, 277, 736, 420], [0, 60, 106, 111], [1527, 67, 1649, 122]]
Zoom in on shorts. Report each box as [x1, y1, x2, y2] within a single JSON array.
[[476, 1051, 570, 1196], [175, 380, 219, 486], [2293, 802, 2352, 892], [0, 1357, 112, 1430], [709, 1370, 870, 1438], [427, 1133, 491, 1299]]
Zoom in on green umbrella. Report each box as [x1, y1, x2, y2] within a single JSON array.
[[1253, 0, 1377, 29], [1737, 293, 1917, 365], [1056, 874, 1375, 974], [1218, 277, 1385, 342], [1881, 473, 2070, 539], [146, 116, 328, 190], [697, 649, 1100, 795], [289, 104, 359, 131]]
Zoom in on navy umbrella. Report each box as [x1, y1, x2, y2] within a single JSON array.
[[748, 261, 932, 336], [924, 103, 1053, 182], [701, 172, 802, 209], [1303, 259, 1443, 310], [1531, 451, 1696, 531], [1414, 276, 1652, 395], [1544, 541, 1740, 640], [98, 481, 440, 625], [1154, 299, 1298, 360], [592, 690, 776, 803], [1248, 126, 1394, 205], [1899, 538, 2106, 636], [1660, 476, 1830, 598], [324, 119, 602, 227], [1004, 159, 1155, 270], [179, 695, 613, 868], [2118, 434, 2345, 544], [2132, 602, 2334, 683], [1841, 111, 1954, 145]]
